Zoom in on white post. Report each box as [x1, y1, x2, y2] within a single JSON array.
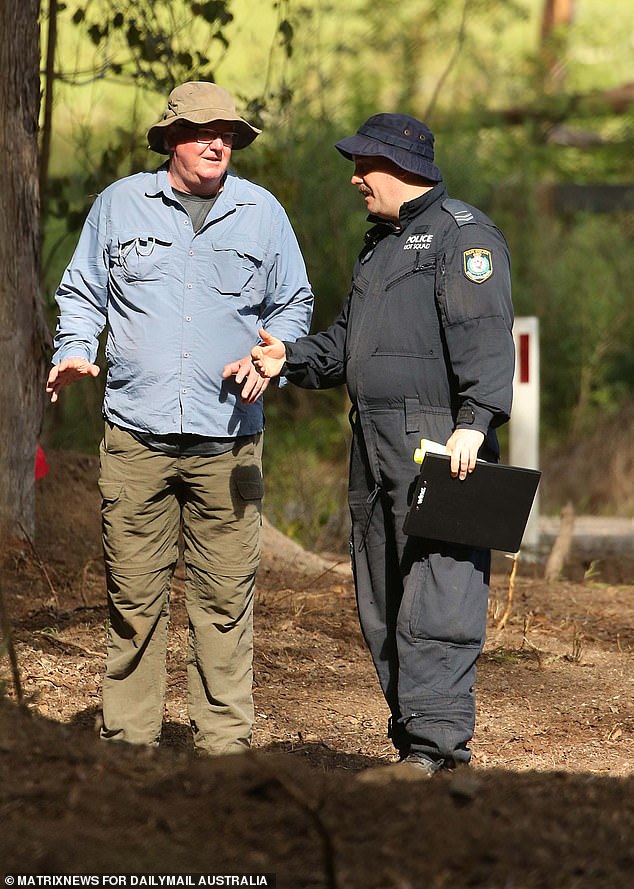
[[510, 317, 540, 547]]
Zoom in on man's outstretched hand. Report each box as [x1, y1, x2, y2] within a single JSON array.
[[46, 357, 100, 403], [251, 328, 287, 378]]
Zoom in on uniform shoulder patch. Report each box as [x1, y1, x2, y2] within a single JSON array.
[[463, 248, 493, 283], [441, 198, 476, 226]]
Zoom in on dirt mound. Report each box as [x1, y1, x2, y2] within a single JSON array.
[[2, 700, 634, 887], [1, 450, 634, 887]]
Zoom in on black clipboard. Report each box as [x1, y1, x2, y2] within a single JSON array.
[[403, 453, 541, 553]]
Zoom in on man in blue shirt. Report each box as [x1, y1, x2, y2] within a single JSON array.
[[46, 81, 313, 755]]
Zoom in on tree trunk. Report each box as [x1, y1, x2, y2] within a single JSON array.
[[540, 0, 575, 91], [540, 0, 575, 41], [0, 0, 48, 542]]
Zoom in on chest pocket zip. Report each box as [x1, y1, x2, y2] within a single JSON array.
[[385, 257, 436, 291]]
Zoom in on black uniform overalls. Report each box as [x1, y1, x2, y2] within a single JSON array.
[[283, 184, 514, 766]]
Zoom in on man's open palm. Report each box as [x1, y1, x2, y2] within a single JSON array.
[[251, 328, 286, 378]]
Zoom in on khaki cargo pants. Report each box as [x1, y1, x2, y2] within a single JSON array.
[[98, 422, 263, 755]]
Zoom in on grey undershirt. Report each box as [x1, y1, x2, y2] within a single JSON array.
[[173, 187, 219, 234]]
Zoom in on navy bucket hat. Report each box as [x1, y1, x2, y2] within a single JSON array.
[[335, 113, 443, 182]]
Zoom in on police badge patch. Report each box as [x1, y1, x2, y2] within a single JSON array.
[[463, 248, 493, 283]]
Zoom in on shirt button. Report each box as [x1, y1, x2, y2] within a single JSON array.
[[182, 388, 188, 394], [187, 283, 193, 289], [189, 250, 194, 256], [183, 352, 190, 358], [184, 220, 190, 226], [185, 315, 192, 322]]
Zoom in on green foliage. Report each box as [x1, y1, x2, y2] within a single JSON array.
[[522, 212, 634, 438], [66, 0, 235, 92]]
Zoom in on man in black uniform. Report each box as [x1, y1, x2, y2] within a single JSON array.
[[225, 113, 515, 774]]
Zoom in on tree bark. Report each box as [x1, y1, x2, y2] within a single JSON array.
[[540, 0, 575, 91], [540, 0, 575, 42], [40, 0, 59, 221], [0, 0, 48, 542]]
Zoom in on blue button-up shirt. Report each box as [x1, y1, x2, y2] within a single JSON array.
[[52, 166, 314, 437]]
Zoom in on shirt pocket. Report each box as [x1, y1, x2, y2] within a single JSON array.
[[375, 258, 441, 358], [209, 239, 265, 307], [108, 232, 173, 283]]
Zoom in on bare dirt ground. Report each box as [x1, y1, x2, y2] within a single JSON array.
[[1, 450, 634, 888]]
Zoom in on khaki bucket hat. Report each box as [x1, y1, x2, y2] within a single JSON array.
[[147, 81, 261, 153]]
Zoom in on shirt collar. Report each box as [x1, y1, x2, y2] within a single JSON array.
[[365, 183, 446, 231], [398, 183, 446, 224], [145, 163, 171, 199], [145, 165, 256, 209]]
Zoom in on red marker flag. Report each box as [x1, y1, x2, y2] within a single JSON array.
[[35, 444, 49, 480]]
